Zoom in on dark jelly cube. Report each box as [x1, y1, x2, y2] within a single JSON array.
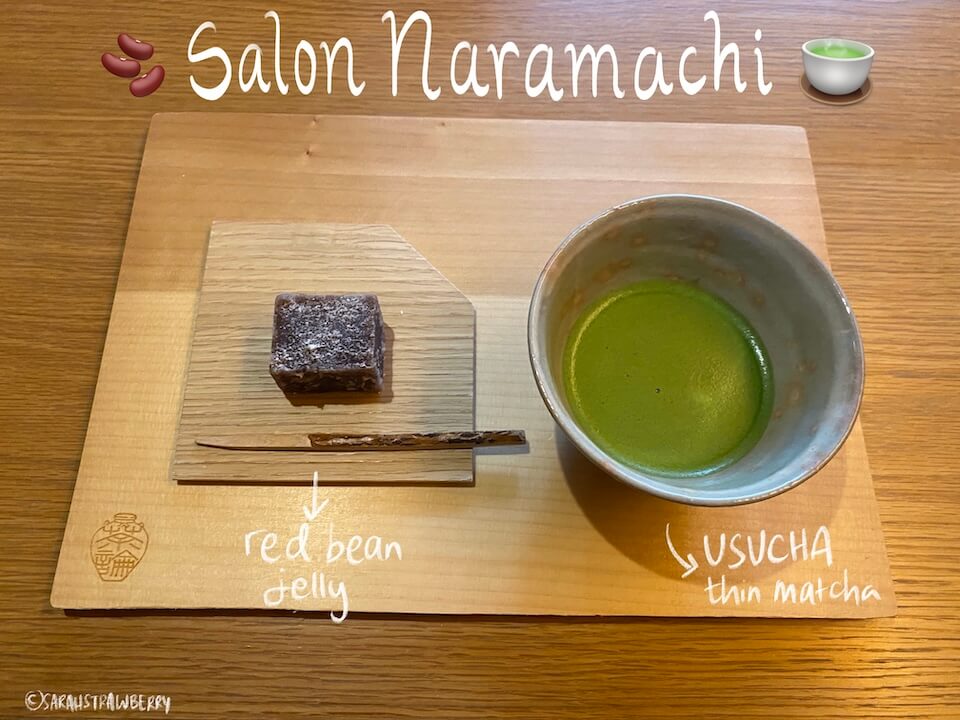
[[270, 293, 385, 393]]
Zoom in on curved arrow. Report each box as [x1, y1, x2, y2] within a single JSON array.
[[665, 522, 699, 578]]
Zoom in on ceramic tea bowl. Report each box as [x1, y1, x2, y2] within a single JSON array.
[[528, 195, 864, 506]]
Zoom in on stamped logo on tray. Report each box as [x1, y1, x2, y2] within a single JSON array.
[[90, 513, 149, 582]]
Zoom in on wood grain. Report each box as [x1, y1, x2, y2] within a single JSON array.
[[49, 113, 894, 619], [2, 1, 959, 717], [173, 222, 476, 485]]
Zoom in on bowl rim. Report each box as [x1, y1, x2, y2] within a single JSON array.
[[802, 38, 875, 61], [527, 193, 865, 507]]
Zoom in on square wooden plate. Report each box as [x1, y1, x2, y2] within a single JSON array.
[[172, 221, 476, 485]]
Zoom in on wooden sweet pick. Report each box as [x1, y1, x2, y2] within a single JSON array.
[[195, 430, 527, 452]]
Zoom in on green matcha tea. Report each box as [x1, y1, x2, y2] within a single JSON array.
[[563, 279, 773, 477], [809, 44, 867, 59]]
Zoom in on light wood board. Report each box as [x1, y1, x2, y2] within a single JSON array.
[[173, 222, 476, 485], [51, 114, 894, 618]]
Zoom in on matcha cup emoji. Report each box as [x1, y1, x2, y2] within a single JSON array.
[[802, 38, 874, 95]]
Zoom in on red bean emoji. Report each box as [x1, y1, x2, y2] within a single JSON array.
[[117, 33, 154, 61], [129, 65, 164, 97], [101, 52, 141, 78]]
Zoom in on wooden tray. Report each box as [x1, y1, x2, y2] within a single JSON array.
[[51, 114, 894, 618], [172, 222, 476, 485]]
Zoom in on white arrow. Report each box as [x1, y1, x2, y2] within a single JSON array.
[[303, 471, 329, 522], [665, 522, 699, 578]]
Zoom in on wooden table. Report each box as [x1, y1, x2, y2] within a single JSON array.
[[2, 2, 958, 716]]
